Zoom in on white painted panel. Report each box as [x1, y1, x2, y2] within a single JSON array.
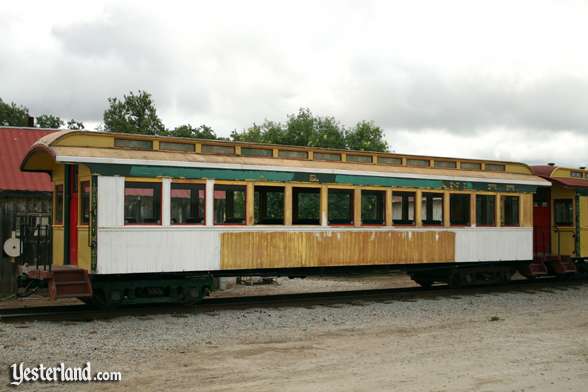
[[206, 179, 214, 226], [94, 225, 533, 274], [162, 178, 171, 227], [97, 228, 220, 274], [455, 228, 532, 262], [97, 176, 124, 227]]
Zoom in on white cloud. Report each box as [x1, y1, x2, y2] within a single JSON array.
[[1, 0, 588, 165]]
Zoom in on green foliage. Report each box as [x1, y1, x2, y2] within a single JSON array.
[[67, 119, 85, 130], [0, 98, 29, 126], [231, 108, 388, 152], [36, 114, 64, 129], [345, 120, 389, 152], [171, 124, 218, 139], [103, 90, 165, 135]]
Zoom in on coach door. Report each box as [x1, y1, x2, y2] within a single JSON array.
[[533, 187, 551, 257], [552, 190, 576, 257], [577, 193, 588, 258]]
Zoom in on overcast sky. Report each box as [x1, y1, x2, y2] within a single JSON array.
[[2, 0, 588, 166]]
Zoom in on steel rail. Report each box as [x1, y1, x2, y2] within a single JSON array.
[[0, 277, 585, 323]]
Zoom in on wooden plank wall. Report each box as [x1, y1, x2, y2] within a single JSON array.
[[220, 230, 455, 269]]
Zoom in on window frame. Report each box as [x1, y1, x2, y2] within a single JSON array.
[[501, 195, 520, 227], [213, 184, 247, 225], [392, 191, 416, 225], [170, 182, 206, 226], [421, 192, 444, 226], [553, 198, 574, 227], [361, 190, 386, 225], [54, 184, 64, 226], [476, 194, 496, 227], [254, 185, 285, 225], [79, 180, 91, 226], [124, 181, 163, 226], [449, 193, 470, 226], [327, 187, 355, 226], [292, 186, 321, 225]]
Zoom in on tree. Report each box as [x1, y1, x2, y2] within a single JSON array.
[[345, 121, 389, 152], [310, 116, 346, 149], [282, 108, 318, 146], [0, 98, 29, 126], [231, 120, 284, 144], [67, 119, 85, 130], [172, 124, 218, 139], [36, 114, 64, 129], [103, 90, 165, 135], [230, 108, 389, 152]]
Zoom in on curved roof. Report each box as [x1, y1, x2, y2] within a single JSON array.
[[21, 130, 551, 187], [531, 164, 588, 189]]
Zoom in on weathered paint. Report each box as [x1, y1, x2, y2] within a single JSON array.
[[220, 231, 455, 269], [97, 176, 124, 227], [77, 227, 91, 271], [521, 193, 533, 227], [97, 228, 221, 274], [455, 228, 532, 262], [52, 226, 64, 266], [27, 129, 536, 178], [86, 163, 539, 193]]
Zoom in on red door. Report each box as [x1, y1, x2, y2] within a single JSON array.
[[68, 166, 78, 265], [533, 188, 551, 257]]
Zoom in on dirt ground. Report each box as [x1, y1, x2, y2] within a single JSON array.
[[2, 276, 588, 391]]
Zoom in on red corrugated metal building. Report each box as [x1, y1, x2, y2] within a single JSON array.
[[0, 127, 53, 192], [1, 127, 55, 293]]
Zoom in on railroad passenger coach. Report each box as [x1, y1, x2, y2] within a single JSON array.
[[20, 130, 550, 305]]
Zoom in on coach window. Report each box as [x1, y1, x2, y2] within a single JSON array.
[[255, 186, 285, 224], [450, 193, 470, 226], [362, 190, 385, 225], [170, 183, 205, 225], [501, 195, 520, 226], [554, 199, 573, 226], [476, 195, 496, 226], [214, 185, 246, 225], [328, 189, 354, 225], [124, 182, 162, 225], [54, 184, 64, 225], [422, 192, 444, 225], [292, 187, 320, 225], [80, 181, 90, 225], [392, 191, 415, 225]]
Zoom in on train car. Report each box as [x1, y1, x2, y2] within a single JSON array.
[[529, 164, 588, 275], [19, 130, 550, 305]]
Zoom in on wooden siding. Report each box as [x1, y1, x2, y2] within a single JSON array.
[[220, 230, 455, 269], [52, 226, 64, 266], [77, 227, 91, 270], [35, 130, 536, 176], [521, 193, 533, 227]]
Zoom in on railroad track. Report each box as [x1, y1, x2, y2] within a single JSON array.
[[1, 276, 586, 323]]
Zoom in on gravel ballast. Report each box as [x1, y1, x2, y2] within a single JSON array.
[[1, 277, 587, 391]]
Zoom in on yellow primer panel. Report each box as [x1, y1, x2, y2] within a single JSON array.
[[220, 231, 455, 269], [521, 193, 533, 227], [54, 134, 114, 148], [77, 227, 91, 270], [52, 227, 64, 266], [579, 196, 588, 258]]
